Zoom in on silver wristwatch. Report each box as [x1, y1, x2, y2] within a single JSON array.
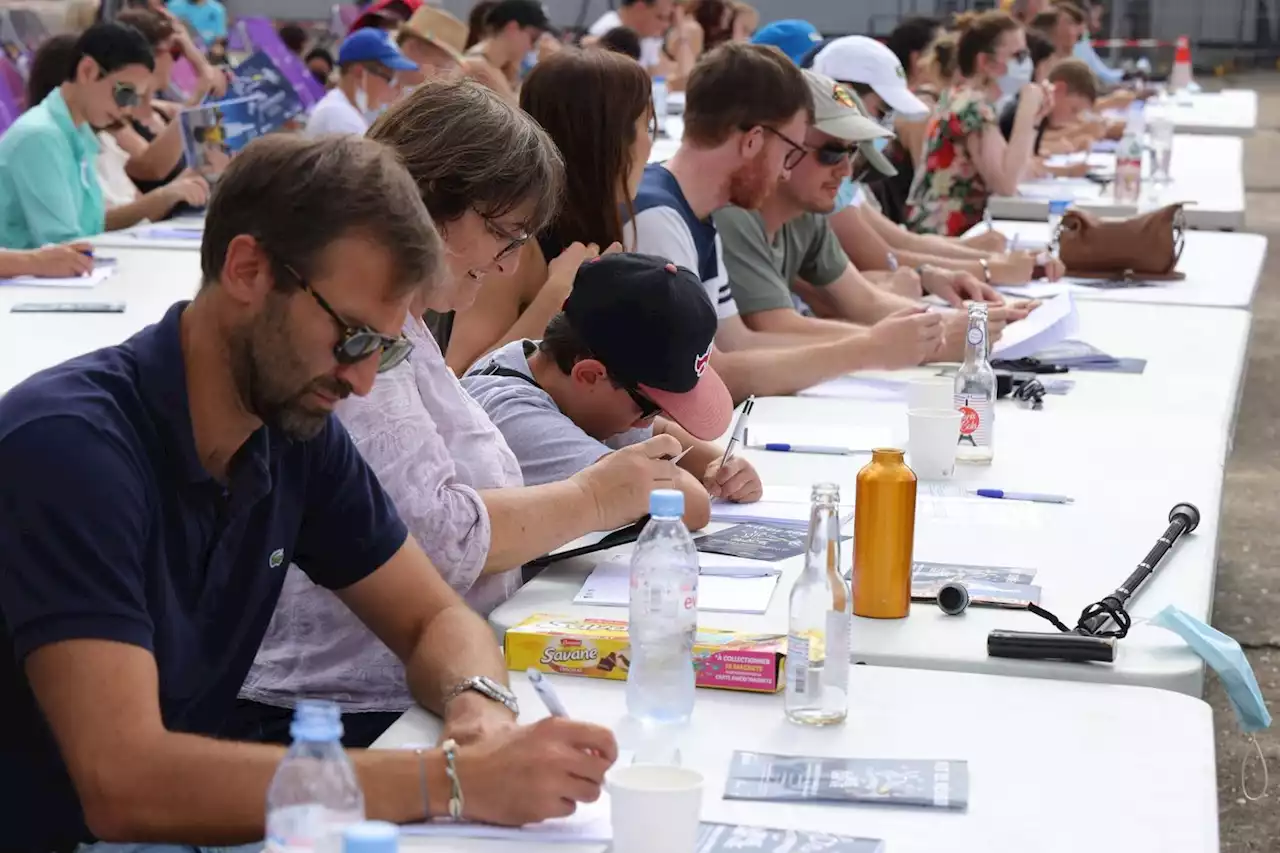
[[444, 675, 520, 715]]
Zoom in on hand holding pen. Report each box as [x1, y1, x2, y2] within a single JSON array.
[[706, 398, 763, 503]]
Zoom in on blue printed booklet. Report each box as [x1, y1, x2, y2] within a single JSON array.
[[911, 561, 1041, 608], [230, 51, 306, 134], [179, 97, 262, 181], [691, 823, 884, 853], [726, 751, 969, 810]]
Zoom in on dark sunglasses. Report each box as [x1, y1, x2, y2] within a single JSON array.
[[626, 386, 663, 420], [756, 125, 808, 170], [285, 264, 414, 373], [111, 81, 140, 109], [811, 142, 859, 167]]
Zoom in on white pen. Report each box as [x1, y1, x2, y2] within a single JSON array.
[[526, 668, 569, 718], [972, 489, 1074, 505], [752, 442, 863, 456], [1010, 234, 1020, 253], [662, 446, 693, 464], [719, 396, 754, 468]]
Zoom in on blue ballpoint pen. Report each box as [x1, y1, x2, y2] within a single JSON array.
[[755, 442, 860, 456], [526, 668, 569, 718], [973, 489, 1074, 505]]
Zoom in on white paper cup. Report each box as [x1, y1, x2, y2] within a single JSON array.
[[908, 377, 955, 412], [609, 764, 704, 853], [908, 408, 962, 480]]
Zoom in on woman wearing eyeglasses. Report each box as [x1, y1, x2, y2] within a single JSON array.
[[230, 77, 682, 748], [904, 11, 1051, 237], [0, 23, 154, 249], [440, 47, 653, 375]]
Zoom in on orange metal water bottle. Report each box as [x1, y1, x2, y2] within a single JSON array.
[[853, 449, 917, 619]]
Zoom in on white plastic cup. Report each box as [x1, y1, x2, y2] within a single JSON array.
[[908, 408, 962, 480], [609, 764, 704, 853], [907, 377, 955, 412]]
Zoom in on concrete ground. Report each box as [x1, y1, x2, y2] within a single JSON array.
[[1207, 72, 1280, 851]]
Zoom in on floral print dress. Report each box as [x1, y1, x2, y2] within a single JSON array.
[[906, 85, 999, 237]]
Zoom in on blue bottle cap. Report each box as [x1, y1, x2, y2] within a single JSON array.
[[343, 821, 398, 853], [649, 488, 684, 518], [1048, 200, 1071, 214], [291, 699, 344, 742]]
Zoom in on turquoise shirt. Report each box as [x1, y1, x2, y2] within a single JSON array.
[[0, 88, 104, 250], [167, 0, 228, 44]]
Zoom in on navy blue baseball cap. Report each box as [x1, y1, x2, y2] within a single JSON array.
[[337, 28, 418, 70], [751, 20, 823, 65]]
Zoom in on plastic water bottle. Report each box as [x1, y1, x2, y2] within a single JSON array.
[[626, 489, 698, 728], [1047, 199, 1070, 257], [265, 701, 365, 853], [652, 76, 668, 137], [1114, 102, 1146, 204]]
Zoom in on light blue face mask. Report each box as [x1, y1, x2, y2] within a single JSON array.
[[520, 49, 538, 77], [831, 177, 861, 214], [1151, 605, 1271, 733], [871, 137, 890, 154]]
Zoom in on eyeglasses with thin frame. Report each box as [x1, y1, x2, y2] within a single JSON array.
[[110, 81, 140, 109], [283, 264, 414, 373], [480, 215, 530, 265], [756, 125, 808, 170]]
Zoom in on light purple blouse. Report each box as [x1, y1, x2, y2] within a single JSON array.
[[240, 315, 524, 713]]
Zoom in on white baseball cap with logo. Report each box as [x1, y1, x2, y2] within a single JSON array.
[[811, 35, 930, 117], [803, 70, 897, 177]]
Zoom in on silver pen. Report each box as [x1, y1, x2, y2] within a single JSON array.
[[526, 668, 569, 718], [718, 396, 754, 469]]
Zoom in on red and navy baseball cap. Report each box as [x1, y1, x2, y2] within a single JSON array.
[[564, 253, 733, 441]]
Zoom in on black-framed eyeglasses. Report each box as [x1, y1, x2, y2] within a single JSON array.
[[625, 386, 663, 420], [481, 216, 530, 265], [756, 125, 808, 170], [111, 81, 139, 109], [284, 264, 414, 373]]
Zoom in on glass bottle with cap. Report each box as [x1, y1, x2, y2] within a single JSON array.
[[954, 303, 995, 464], [785, 483, 851, 726]]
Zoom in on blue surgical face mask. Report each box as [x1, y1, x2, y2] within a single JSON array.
[[997, 55, 1034, 99], [1151, 605, 1271, 732], [872, 137, 890, 153], [831, 177, 861, 214], [520, 49, 538, 77]]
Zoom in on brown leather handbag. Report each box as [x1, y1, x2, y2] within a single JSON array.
[[1056, 203, 1187, 281]]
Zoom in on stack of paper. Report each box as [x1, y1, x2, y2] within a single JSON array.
[[796, 375, 908, 401], [0, 266, 116, 289], [1016, 179, 1103, 202], [132, 225, 203, 241], [575, 555, 781, 614], [711, 485, 853, 529], [403, 791, 612, 842], [992, 292, 1079, 360]]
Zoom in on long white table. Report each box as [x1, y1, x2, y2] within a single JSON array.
[[964, 220, 1266, 309], [490, 300, 1250, 696], [988, 135, 1245, 230], [1157, 89, 1258, 137], [373, 671, 1219, 853]]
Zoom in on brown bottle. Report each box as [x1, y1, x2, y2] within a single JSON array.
[[853, 448, 917, 619]]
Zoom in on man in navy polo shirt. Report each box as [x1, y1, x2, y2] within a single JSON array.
[[632, 42, 945, 400], [0, 134, 616, 852]]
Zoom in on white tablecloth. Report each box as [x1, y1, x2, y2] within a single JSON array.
[[372, 670, 1218, 853]]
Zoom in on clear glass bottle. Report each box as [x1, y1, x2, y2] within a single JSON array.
[[785, 483, 851, 726], [265, 701, 365, 853], [954, 302, 996, 465]]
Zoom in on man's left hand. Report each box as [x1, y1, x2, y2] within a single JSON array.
[[922, 267, 1002, 307], [440, 690, 518, 747]]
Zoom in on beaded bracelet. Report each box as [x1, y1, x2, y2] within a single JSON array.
[[441, 738, 465, 820]]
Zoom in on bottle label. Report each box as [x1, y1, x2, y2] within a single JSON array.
[[787, 634, 810, 696], [825, 612, 850, 690], [954, 393, 992, 448], [266, 805, 362, 853]]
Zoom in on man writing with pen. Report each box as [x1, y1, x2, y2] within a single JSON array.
[[461, 253, 764, 530]]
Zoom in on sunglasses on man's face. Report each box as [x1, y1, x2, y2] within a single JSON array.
[[811, 142, 859, 168], [285, 265, 414, 373], [626, 386, 663, 420], [111, 81, 140, 109]]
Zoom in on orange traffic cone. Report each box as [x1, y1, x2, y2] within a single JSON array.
[[1170, 35, 1193, 92]]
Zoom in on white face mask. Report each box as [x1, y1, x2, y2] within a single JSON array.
[[996, 55, 1034, 98], [353, 80, 387, 125]]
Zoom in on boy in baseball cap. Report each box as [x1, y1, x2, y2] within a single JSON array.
[[462, 253, 761, 523], [306, 28, 417, 136], [811, 35, 931, 120], [750, 19, 824, 65]]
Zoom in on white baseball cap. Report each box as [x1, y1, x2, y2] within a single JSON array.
[[811, 35, 930, 118]]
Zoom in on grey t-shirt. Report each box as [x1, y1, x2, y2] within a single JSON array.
[[714, 207, 850, 316], [460, 340, 653, 486]]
